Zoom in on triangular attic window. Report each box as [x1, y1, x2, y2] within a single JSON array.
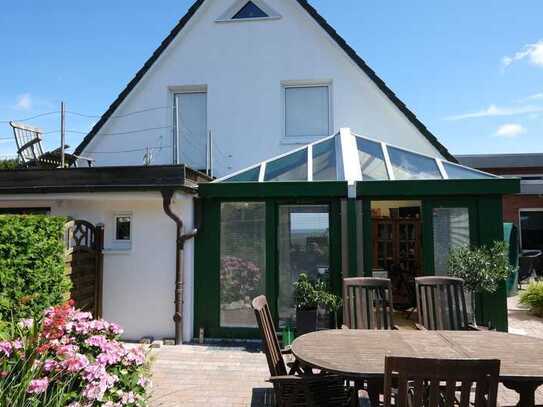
[[232, 1, 269, 19]]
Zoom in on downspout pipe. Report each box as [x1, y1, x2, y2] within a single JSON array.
[[161, 190, 198, 345]]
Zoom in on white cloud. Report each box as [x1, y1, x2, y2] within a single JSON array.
[[502, 40, 543, 68], [526, 92, 543, 101], [446, 104, 543, 120], [15, 93, 32, 110], [494, 123, 526, 138]]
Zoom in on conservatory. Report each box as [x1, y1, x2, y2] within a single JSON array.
[[194, 128, 519, 339]]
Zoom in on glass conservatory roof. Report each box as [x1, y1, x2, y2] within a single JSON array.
[[216, 129, 497, 184]]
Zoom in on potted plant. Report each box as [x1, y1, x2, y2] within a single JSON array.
[[293, 273, 320, 335], [519, 281, 543, 317], [448, 240, 515, 327], [293, 273, 343, 334]]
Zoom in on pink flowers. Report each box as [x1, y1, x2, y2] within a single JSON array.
[[0, 341, 12, 357], [1, 302, 150, 405], [61, 353, 89, 372], [27, 377, 49, 394]]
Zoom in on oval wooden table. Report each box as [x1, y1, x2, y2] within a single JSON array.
[[291, 329, 543, 407]]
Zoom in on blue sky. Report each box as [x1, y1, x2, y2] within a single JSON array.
[[1, 0, 542, 158]]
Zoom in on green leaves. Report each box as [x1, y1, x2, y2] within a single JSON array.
[[0, 215, 69, 324], [293, 273, 342, 312], [519, 281, 543, 317], [448, 240, 515, 294]]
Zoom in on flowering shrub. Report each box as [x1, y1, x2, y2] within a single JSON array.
[[0, 301, 151, 406]]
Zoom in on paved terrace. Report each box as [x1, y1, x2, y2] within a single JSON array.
[[150, 299, 543, 406]]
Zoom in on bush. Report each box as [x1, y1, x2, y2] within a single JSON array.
[[0, 159, 20, 170], [0, 215, 70, 323], [448, 241, 514, 294], [519, 281, 543, 317], [0, 301, 151, 406]]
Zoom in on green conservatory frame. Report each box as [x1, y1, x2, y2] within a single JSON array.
[[194, 130, 520, 339]]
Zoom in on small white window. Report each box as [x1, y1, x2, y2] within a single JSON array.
[[284, 85, 331, 140], [115, 215, 131, 241], [111, 213, 132, 252]]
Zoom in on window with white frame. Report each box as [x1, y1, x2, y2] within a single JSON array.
[[112, 213, 132, 251], [284, 84, 331, 140]]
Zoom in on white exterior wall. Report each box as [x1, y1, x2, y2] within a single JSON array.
[[82, 0, 445, 176], [0, 193, 195, 342]]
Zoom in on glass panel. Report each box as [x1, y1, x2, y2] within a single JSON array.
[[232, 1, 268, 19], [220, 202, 266, 328], [433, 208, 470, 276], [520, 211, 543, 250], [264, 149, 308, 181], [223, 166, 260, 182], [285, 86, 329, 138], [278, 205, 330, 327], [175, 92, 207, 170], [312, 138, 337, 181], [388, 146, 442, 180], [115, 216, 131, 241], [443, 162, 495, 179], [356, 137, 388, 181]]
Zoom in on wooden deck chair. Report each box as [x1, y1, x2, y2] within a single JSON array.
[[383, 356, 500, 407], [10, 121, 93, 168], [252, 295, 356, 407]]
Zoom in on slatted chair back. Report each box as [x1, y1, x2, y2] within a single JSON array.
[[10, 121, 45, 165], [343, 277, 395, 329], [415, 276, 469, 330], [252, 295, 288, 378], [383, 356, 500, 407]]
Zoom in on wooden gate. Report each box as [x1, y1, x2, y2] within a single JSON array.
[[64, 220, 104, 317]]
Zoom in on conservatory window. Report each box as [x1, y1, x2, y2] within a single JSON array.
[[432, 208, 470, 276], [284, 85, 330, 139], [443, 162, 495, 180], [219, 202, 266, 328], [223, 166, 261, 182], [356, 137, 389, 181], [312, 138, 337, 181], [388, 146, 442, 180], [264, 148, 308, 181]]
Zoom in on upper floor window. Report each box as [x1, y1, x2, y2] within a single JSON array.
[[284, 84, 331, 140], [233, 1, 268, 19], [217, 0, 280, 22]]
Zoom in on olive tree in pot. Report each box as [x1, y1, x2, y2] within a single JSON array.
[[294, 273, 342, 335], [448, 241, 515, 327]]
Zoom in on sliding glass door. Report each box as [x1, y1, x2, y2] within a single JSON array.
[[277, 205, 331, 327]]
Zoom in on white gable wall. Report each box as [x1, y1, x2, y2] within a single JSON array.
[[83, 0, 445, 176]]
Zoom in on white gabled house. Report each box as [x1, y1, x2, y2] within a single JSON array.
[[1, 0, 509, 343], [74, 0, 455, 176]]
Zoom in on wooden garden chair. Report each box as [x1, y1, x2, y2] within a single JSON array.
[[342, 277, 398, 330], [415, 276, 476, 331], [383, 356, 500, 407], [252, 295, 356, 407], [10, 121, 94, 168]]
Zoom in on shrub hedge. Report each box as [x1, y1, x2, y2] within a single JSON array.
[[0, 215, 70, 323]]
